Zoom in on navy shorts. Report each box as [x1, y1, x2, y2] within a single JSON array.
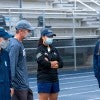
[[37, 82, 60, 93]]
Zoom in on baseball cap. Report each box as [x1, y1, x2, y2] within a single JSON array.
[[0, 28, 13, 38], [15, 20, 34, 31], [41, 28, 56, 37]]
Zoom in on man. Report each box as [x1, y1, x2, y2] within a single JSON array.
[[0, 28, 12, 100], [7, 20, 34, 100]]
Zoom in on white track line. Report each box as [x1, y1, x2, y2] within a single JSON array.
[[34, 90, 100, 100], [30, 80, 98, 90], [29, 79, 97, 90], [28, 77, 37, 80], [29, 75, 95, 84], [29, 73, 96, 84], [29, 74, 94, 82], [59, 71, 93, 77], [28, 71, 93, 80], [29, 81, 37, 84], [60, 79, 97, 84], [30, 71, 98, 100], [59, 89, 100, 97], [88, 98, 100, 100], [30, 86, 37, 88], [59, 75, 94, 80], [60, 84, 97, 90]]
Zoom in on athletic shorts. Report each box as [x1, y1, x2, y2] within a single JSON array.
[[37, 82, 60, 93]]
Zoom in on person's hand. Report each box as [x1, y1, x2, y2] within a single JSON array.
[[10, 88, 14, 97], [51, 61, 58, 69]]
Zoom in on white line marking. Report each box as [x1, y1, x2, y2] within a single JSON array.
[[88, 98, 100, 100], [28, 77, 37, 80], [60, 84, 97, 90], [60, 79, 97, 84], [29, 75, 96, 84], [59, 75, 94, 80], [29, 81, 37, 84], [30, 86, 37, 88], [29, 79, 97, 89], [33, 89, 100, 99], [59, 89, 100, 97], [59, 71, 93, 77], [29, 74, 94, 82], [28, 71, 93, 80]]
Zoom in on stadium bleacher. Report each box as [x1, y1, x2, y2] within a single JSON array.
[[0, 0, 100, 71]]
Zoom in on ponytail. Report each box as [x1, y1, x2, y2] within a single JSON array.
[[38, 37, 43, 47]]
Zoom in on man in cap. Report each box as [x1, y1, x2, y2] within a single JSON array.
[[7, 20, 34, 100], [0, 28, 12, 100]]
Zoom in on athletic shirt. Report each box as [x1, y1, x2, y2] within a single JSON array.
[[7, 38, 29, 89]]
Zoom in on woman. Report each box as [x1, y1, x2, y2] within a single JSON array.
[[0, 28, 12, 100], [36, 28, 63, 100]]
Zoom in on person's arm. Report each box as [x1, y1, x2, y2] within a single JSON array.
[[93, 42, 100, 78], [54, 48, 64, 68], [6, 51, 14, 96], [36, 47, 51, 69], [9, 45, 20, 87], [50, 48, 63, 69], [6, 52, 11, 87]]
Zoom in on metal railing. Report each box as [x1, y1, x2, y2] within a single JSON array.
[[0, 7, 99, 70]]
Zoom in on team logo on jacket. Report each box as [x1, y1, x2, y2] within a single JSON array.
[[4, 61, 7, 67], [36, 53, 42, 59], [54, 52, 57, 55], [23, 49, 26, 56], [44, 53, 48, 56]]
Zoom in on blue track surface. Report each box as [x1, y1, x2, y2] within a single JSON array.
[[29, 69, 100, 100]]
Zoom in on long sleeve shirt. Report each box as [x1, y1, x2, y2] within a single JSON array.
[[7, 38, 29, 90]]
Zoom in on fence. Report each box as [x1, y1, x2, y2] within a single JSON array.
[[0, 8, 100, 72]]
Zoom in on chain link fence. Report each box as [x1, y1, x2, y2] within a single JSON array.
[[0, 8, 100, 73]]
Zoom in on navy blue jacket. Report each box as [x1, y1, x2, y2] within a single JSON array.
[[0, 49, 11, 100], [93, 40, 100, 78]]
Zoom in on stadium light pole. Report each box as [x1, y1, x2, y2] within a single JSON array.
[[72, 10, 77, 71], [96, 11, 100, 35], [8, 9, 11, 32], [99, 11, 100, 30], [19, 0, 22, 8], [74, 0, 77, 10], [18, 0, 23, 19], [42, 10, 45, 28]]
